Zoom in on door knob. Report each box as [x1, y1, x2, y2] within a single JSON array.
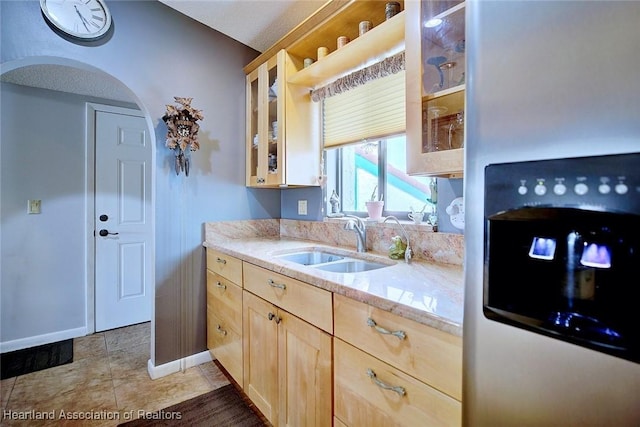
[[99, 229, 119, 237]]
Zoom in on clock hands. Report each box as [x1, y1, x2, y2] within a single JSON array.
[[74, 4, 91, 32]]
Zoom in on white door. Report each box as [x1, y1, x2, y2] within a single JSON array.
[[95, 110, 152, 332]]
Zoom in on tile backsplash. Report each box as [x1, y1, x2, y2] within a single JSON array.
[[205, 218, 463, 266]]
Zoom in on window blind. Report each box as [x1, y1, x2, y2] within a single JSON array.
[[323, 70, 406, 148]]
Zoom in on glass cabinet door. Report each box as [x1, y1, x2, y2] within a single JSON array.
[[406, 0, 465, 177], [247, 68, 260, 184], [421, 1, 465, 154], [265, 54, 281, 186], [246, 52, 284, 186]]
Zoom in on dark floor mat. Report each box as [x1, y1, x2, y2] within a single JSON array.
[[1, 339, 73, 379], [118, 384, 267, 427]]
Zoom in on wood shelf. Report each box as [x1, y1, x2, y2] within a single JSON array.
[[423, 83, 465, 102], [287, 10, 405, 88]]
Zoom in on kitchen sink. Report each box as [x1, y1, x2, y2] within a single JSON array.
[[313, 260, 389, 273], [275, 249, 392, 273], [275, 250, 345, 265]]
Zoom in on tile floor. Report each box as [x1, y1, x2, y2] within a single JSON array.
[[0, 322, 231, 426]]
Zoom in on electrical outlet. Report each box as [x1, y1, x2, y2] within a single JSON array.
[[298, 200, 308, 215], [28, 199, 41, 214]]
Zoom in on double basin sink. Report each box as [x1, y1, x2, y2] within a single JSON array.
[[274, 249, 391, 273]]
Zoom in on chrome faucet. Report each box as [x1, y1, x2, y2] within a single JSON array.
[[383, 216, 413, 263], [344, 215, 367, 252]]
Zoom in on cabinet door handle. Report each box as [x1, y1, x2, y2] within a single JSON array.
[[216, 325, 227, 336], [215, 281, 226, 290], [267, 278, 286, 290], [366, 369, 406, 397], [216, 257, 227, 264], [268, 312, 281, 324], [367, 318, 406, 340]]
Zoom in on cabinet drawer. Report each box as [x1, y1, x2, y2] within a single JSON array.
[[334, 294, 462, 401], [207, 312, 243, 386], [206, 249, 243, 285], [243, 262, 333, 334], [334, 338, 461, 427], [206, 271, 242, 334]]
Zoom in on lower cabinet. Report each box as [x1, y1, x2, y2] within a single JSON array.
[[333, 294, 462, 426], [206, 266, 243, 385], [243, 289, 332, 427], [242, 290, 277, 421], [205, 254, 462, 427], [334, 338, 461, 427]]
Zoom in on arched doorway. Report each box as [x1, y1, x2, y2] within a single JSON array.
[[0, 57, 156, 348]]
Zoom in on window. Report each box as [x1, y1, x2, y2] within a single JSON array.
[[325, 135, 436, 219], [318, 52, 432, 220]]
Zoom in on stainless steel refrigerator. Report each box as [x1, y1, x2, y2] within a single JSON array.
[[463, 1, 640, 426]]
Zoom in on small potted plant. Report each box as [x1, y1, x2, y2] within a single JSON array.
[[365, 185, 384, 220]]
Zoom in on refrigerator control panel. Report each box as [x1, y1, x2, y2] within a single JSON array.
[[485, 152, 640, 216]]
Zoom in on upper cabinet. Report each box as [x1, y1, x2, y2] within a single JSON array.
[[246, 50, 321, 188], [406, 0, 465, 178], [244, 0, 407, 188]]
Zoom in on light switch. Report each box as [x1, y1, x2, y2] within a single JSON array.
[[298, 200, 308, 215], [28, 199, 41, 214]]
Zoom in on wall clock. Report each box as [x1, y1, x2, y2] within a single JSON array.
[[40, 0, 112, 41]]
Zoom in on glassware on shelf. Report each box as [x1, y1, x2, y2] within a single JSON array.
[[268, 153, 277, 173], [426, 106, 448, 152], [426, 55, 447, 93], [439, 61, 456, 90], [447, 111, 464, 149]]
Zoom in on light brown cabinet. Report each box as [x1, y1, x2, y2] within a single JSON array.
[[206, 249, 462, 426], [333, 294, 462, 426], [286, 3, 406, 89], [406, 0, 466, 177], [244, 1, 411, 188], [245, 49, 321, 188], [205, 250, 243, 385], [242, 263, 333, 427], [206, 249, 243, 284]]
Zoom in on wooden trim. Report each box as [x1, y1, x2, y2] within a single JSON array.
[[243, 0, 353, 74]]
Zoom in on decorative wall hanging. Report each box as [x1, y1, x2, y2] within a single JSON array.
[[162, 97, 204, 176]]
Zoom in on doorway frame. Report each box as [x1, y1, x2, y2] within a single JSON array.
[[85, 102, 156, 336]]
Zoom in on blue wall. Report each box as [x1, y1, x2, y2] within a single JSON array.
[[0, 0, 279, 365], [281, 187, 324, 221]]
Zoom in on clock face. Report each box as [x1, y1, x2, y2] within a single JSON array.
[[40, 0, 112, 40]]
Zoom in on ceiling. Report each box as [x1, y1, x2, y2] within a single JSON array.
[[158, 0, 327, 53], [1, 0, 326, 102]]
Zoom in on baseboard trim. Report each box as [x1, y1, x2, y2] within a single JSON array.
[[0, 327, 87, 354], [147, 350, 213, 380]]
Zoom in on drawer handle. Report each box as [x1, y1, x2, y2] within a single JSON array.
[[366, 368, 406, 397], [268, 312, 281, 324], [367, 318, 406, 340], [216, 325, 227, 336], [215, 281, 227, 290], [216, 257, 227, 264], [267, 278, 286, 290]]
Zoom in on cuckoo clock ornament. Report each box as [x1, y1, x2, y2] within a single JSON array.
[[162, 97, 204, 176]]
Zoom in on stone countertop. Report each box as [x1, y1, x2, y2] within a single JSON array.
[[204, 237, 464, 336]]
